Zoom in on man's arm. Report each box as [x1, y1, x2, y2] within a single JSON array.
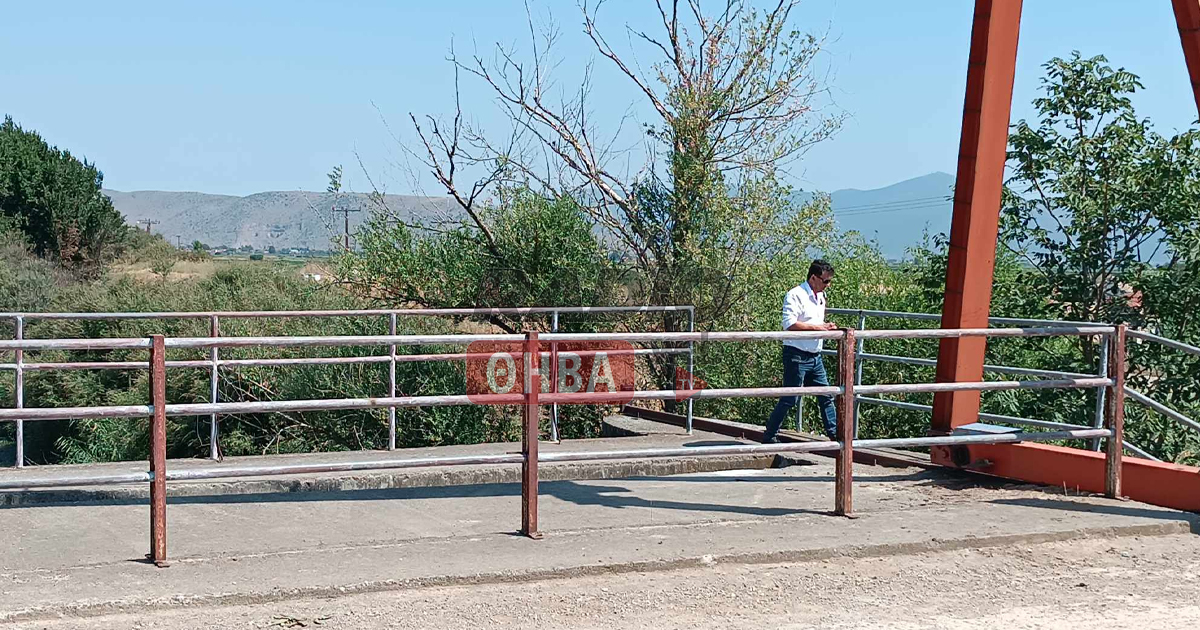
[[786, 321, 837, 331]]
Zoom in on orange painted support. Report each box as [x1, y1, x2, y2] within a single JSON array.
[[932, 0, 1024, 457], [970, 442, 1200, 513], [1173, 0, 1200, 117]]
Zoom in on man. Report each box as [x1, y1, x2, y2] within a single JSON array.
[[762, 259, 839, 443]]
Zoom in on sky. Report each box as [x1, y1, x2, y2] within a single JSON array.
[[3, 0, 1198, 197]]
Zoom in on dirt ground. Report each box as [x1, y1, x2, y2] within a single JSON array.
[[11, 532, 1199, 630]]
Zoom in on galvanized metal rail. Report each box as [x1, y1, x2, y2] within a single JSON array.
[[0, 322, 1131, 566], [0, 305, 696, 465], [824, 308, 1198, 462]]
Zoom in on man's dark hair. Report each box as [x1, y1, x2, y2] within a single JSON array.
[[808, 259, 834, 280]]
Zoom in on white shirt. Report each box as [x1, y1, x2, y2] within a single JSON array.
[[781, 281, 826, 352]]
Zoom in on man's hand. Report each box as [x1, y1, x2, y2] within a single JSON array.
[[822, 322, 838, 331]]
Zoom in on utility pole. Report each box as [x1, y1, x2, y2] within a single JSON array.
[[175, 234, 182, 249], [327, 165, 360, 252]]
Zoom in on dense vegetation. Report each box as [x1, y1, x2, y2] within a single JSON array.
[[2, 47, 1198, 466]]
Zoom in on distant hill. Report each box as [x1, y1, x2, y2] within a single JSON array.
[[795, 172, 955, 259], [104, 189, 455, 250], [108, 172, 957, 255]]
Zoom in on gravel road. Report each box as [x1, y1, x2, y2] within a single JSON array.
[[11, 532, 1200, 630]]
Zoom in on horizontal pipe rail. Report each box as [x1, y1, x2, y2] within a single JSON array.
[[0, 338, 150, 351], [163, 453, 525, 482], [539, 385, 843, 405], [1, 347, 690, 372], [1126, 387, 1200, 433], [1127, 329, 1200, 357], [856, 377, 1111, 396], [856, 428, 1110, 449], [825, 308, 1102, 328], [855, 326, 1113, 340], [165, 333, 524, 349], [1, 326, 1115, 353], [0, 428, 1114, 491], [0, 305, 695, 322], [856, 396, 1158, 460], [820, 349, 1093, 380], [3, 377, 1114, 423], [0, 471, 152, 490], [539, 441, 842, 462]]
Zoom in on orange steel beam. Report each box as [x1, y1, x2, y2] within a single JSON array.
[[1174, 0, 1200, 117], [932, 0, 1023, 459], [970, 442, 1200, 513]]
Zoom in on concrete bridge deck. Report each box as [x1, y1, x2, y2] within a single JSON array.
[[0, 421, 1196, 624]]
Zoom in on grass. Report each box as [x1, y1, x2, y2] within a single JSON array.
[[111, 256, 317, 282]]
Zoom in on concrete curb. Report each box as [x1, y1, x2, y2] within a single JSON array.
[[1, 454, 787, 506], [2, 520, 1191, 624]]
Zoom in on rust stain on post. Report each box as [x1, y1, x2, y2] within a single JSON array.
[[149, 334, 169, 566], [1105, 325, 1126, 498], [521, 331, 542, 538], [835, 330, 856, 516]]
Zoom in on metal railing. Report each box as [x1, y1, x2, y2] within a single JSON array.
[[823, 308, 1200, 461], [0, 306, 695, 467], [0, 322, 1127, 566]]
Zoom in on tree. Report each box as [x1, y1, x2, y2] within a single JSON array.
[[340, 188, 618, 331], [427, 1, 840, 322], [1002, 53, 1200, 332], [992, 53, 1200, 462], [369, 0, 840, 398], [0, 116, 127, 272]]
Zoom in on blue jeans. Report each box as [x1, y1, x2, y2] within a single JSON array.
[[764, 346, 838, 440]]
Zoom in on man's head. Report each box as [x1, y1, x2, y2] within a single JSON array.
[[807, 259, 835, 292]]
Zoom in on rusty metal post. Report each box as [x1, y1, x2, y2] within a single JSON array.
[[1105, 325, 1126, 499], [14, 315, 24, 468], [388, 312, 397, 450], [149, 334, 168, 566], [1173, 0, 1200, 117], [208, 314, 220, 461], [521, 331, 542, 538], [932, 0, 1024, 449], [550, 311, 559, 442], [835, 329, 856, 516]]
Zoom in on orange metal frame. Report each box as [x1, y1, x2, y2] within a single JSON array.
[[934, 0, 1200, 509]]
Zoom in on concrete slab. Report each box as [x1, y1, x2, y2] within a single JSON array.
[[1, 458, 1196, 623]]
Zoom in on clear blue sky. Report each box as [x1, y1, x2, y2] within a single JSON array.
[[3, 0, 1197, 197]]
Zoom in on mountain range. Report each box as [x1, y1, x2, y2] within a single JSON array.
[[105, 172, 956, 255], [800, 171, 955, 259], [103, 189, 455, 251]]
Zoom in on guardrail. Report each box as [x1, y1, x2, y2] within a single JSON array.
[[0, 306, 696, 467], [0, 323, 1126, 566], [824, 308, 1200, 461]]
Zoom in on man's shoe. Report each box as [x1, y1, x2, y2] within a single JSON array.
[[761, 436, 780, 444]]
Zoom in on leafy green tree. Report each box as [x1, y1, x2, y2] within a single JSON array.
[[1002, 53, 1200, 331], [340, 188, 618, 328], [0, 116, 127, 272]]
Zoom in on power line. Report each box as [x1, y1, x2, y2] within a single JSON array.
[[837, 201, 951, 218], [832, 195, 949, 214]]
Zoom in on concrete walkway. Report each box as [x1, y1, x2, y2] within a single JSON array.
[[1, 450, 1196, 623]]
